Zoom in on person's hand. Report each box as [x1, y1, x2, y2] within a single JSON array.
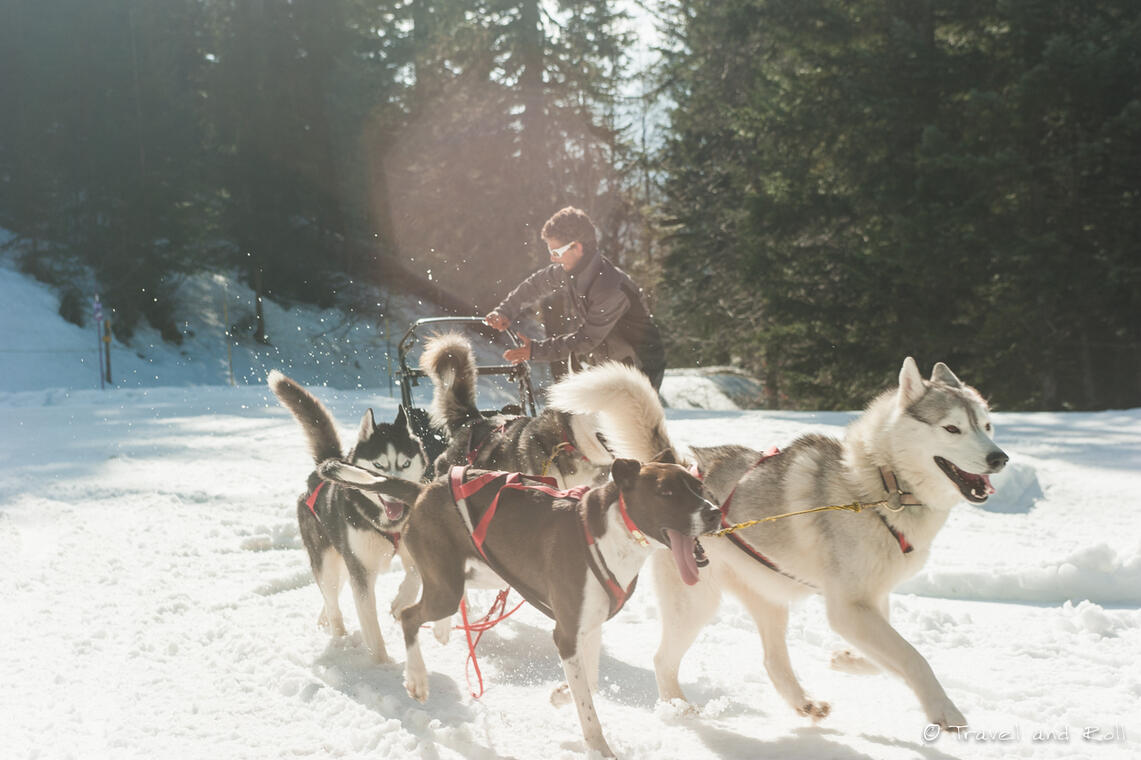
[[503, 334, 532, 364], [485, 311, 510, 331]]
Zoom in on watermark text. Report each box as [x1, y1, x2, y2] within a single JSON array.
[[923, 723, 1127, 745]]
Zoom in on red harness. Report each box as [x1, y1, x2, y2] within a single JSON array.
[[715, 447, 806, 582], [559, 428, 594, 464], [305, 481, 402, 550], [448, 466, 639, 618], [876, 467, 919, 553], [700, 448, 916, 584], [582, 494, 645, 617]]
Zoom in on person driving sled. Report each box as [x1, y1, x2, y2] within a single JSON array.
[[484, 206, 666, 391]]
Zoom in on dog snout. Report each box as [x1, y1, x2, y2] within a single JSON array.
[[986, 449, 1009, 472]]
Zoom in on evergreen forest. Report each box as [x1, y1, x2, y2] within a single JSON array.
[[2, 0, 1138, 410]]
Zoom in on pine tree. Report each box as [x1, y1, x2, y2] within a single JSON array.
[[381, 0, 641, 311], [655, 0, 1141, 409]]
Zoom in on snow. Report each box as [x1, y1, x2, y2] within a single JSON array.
[[1, 262, 1139, 759]]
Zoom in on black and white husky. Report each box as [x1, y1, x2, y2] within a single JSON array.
[[420, 333, 674, 487], [651, 357, 1009, 730], [268, 370, 428, 662]]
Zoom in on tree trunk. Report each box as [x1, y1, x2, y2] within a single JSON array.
[[519, 0, 547, 219]]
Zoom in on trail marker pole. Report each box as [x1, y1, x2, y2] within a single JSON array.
[[93, 295, 105, 390], [223, 282, 236, 386], [103, 318, 113, 384]]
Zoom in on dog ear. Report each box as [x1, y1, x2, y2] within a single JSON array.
[[394, 405, 408, 430], [610, 458, 641, 490], [930, 362, 963, 389], [358, 408, 377, 441], [651, 448, 677, 465], [897, 356, 925, 408]]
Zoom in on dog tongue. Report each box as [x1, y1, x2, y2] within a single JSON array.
[[666, 528, 700, 586]]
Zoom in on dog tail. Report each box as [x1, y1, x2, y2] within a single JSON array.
[[268, 370, 343, 463], [318, 459, 425, 505], [420, 332, 479, 434], [546, 361, 680, 464]]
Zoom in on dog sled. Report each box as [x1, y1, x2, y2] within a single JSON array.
[[395, 316, 539, 466]]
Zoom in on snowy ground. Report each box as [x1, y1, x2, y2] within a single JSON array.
[[1, 264, 1139, 759]]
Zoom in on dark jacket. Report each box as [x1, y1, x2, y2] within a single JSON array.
[[495, 250, 666, 388]]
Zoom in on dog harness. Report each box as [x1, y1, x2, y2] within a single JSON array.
[[702, 451, 919, 583], [713, 448, 812, 584], [875, 467, 920, 554], [559, 427, 594, 463], [305, 481, 402, 549], [539, 427, 597, 480], [448, 466, 639, 619]]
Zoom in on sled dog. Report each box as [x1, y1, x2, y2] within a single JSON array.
[[652, 357, 1008, 730], [318, 450, 721, 758], [420, 333, 673, 486], [268, 370, 428, 662]]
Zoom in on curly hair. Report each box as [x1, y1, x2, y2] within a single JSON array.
[[541, 207, 598, 256]]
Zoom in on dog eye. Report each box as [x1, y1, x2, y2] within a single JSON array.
[[400, 460, 411, 469], [943, 425, 961, 434]]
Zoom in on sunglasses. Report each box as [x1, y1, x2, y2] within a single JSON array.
[[548, 241, 577, 259]]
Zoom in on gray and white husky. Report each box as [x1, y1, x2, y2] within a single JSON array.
[[268, 370, 428, 662], [651, 357, 1008, 730], [421, 334, 673, 487]]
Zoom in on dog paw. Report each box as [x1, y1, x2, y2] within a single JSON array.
[[929, 702, 966, 731], [656, 698, 699, 719], [432, 618, 451, 645], [550, 683, 572, 707], [797, 700, 831, 721], [404, 671, 430, 703], [830, 649, 879, 675], [317, 611, 347, 637]]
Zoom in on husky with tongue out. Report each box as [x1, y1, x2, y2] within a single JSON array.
[[317, 449, 720, 758], [653, 357, 1008, 733]]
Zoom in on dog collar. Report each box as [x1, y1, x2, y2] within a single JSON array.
[[876, 467, 919, 554], [560, 428, 593, 462], [616, 495, 649, 547], [878, 467, 924, 509]]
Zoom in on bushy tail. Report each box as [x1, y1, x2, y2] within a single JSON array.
[[268, 370, 342, 463], [318, 459, 425, 505], [546, 362, 679, 464], [419, 332, 479, 434]]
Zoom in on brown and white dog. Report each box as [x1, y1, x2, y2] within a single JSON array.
[[318, 452, 721, 758]]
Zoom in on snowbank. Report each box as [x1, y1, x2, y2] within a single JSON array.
[[2, 261, 1139, 759]]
